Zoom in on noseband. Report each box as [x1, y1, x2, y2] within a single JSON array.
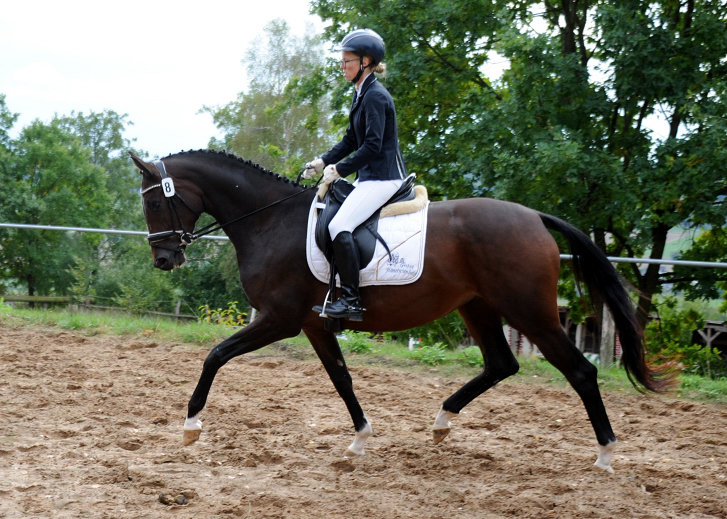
[[141, 160, 321, 254]]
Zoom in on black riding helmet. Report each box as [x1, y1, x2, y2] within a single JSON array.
[[338, 29, 385, 83]]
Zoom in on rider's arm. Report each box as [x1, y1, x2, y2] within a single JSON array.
[[321, 123, 357, 169]]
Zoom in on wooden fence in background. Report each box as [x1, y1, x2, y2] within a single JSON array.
[[0, 295, 197, 321]]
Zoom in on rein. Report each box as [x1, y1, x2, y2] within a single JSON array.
[[142, 160, 320, 252]]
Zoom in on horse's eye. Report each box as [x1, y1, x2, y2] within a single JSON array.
[[146, 200, 162, 212]]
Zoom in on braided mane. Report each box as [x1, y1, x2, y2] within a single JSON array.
[[163, 149, 303, 188]]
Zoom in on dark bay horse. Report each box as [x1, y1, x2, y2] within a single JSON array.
[[131, 149, 671, 473]]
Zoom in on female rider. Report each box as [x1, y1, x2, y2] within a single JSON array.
[[304, 28, 407, 322]]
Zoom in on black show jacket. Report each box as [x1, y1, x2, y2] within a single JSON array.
[[321, 74, 407, 181]]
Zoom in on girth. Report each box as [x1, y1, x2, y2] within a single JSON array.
[[314, 174, 416, 268]]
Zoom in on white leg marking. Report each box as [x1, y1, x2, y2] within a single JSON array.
[[433, 407, 458, 430], [432, 407, 458, 444], [347, 417, 373, 456], [183, 415, 202, 431], [594, 440, 617, 474]]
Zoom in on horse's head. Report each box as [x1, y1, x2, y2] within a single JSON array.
[[130, 152, 204, 271]]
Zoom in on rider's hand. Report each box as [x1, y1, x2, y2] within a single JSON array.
[[302, 158, 325, 180], [323, 164, 340, 184]]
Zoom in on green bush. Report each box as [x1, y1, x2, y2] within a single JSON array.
[[461, 346, 484, 367], [645, 296, 724, 379], [340, 331, 373, 354], [198, 301, 247, 327], [413, 343, 448, 366]]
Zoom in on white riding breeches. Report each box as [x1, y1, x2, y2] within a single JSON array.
[[329, 179, 403, 240]]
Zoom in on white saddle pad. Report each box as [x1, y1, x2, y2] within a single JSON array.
[[306, 197, 429, 286]]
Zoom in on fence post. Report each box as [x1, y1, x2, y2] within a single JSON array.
[[175, 299, 182, 322], [600, 303, 616, 370], [575, 323, 585, 352]]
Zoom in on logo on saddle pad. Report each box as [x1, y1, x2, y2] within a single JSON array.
[[384, 252, 417, 278]]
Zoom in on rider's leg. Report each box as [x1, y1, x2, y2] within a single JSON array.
[[319, 231, 364, 320], [314, 179, 401, 321], [328, 179, 402, 240]]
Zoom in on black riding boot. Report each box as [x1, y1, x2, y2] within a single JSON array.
[[313, 231, 364, 321]]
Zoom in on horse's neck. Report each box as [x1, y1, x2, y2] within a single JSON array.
[[193, 164, 312, 258], [180, 160, 312, 310], [199, 165, 306, 224]]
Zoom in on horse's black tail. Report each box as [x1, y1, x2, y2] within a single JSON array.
[[538, 212, 675, 393]]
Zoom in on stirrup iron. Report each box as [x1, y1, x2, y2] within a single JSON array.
[[318, 289, 334, 319]]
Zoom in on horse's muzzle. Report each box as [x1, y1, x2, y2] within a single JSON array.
[[153, 250, 186, 270]]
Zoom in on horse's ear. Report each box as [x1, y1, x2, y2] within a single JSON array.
[[129, 151, 155, 178]]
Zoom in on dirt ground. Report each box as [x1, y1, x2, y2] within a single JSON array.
[[1, 325, 727, 518]]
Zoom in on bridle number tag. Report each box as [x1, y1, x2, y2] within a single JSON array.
[[161, 178, 176, 197]]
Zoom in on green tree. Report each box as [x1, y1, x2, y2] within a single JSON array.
[[0, 95, 20, 294], [310, 0, 727, 329], [0, 100, 242, 312], [0, 94, 18, 149], [56, 110, 148, 303], [57, 110, 143, 228], [0, 118, 111, 296], [203, 19, 335, 176]]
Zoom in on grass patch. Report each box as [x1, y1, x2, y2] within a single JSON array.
[[510, 355, 639, 394], [511, 354, 727, 404], [679, 374, 727, 401], [0, 306, 238, 346]]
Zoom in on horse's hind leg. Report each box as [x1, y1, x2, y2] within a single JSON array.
[[433, 299, 520, 443], [522, 322, 618, 473], [303, 327, 372, 455]]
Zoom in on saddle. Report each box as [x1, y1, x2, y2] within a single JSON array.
[[314, 173, 417, 268]]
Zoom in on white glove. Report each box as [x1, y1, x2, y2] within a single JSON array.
[[323, 164, 340, 184], [302, 158, 325, 180]]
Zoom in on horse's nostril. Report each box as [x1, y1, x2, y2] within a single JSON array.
[[154, 257, 167, 269]]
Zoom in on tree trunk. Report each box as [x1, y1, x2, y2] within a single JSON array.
[[27, 273, 36, 308], [636, 223, 669, 329]]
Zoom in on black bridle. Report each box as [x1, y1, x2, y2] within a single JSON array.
[[141, 160, 320, 253], [140, 160, 202, 253]]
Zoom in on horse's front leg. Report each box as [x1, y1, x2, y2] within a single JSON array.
[[303, 327, 372, 455], [183, 315, 295, 445]]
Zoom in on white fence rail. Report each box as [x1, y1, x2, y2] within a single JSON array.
[[0, 222, 229, 241], [559, 254, 727, 269]]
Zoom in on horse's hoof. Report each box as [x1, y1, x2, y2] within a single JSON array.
[[346, 447, 365, 456], [432, 428, 450, 444], [593, 460, 615, 474], [183, 429, 201, 446]]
